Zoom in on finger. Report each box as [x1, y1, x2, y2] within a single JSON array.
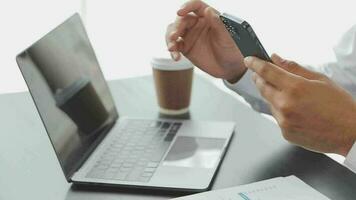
[[166, 15, 198, 53], [177, 0, 210, 17], [205, 7, 240, 50], [165, 23, 175, 47], [166, 34, 181, 60], [252, 72, 280, 104], [167, 39, 185, 52], [166, 26, 179, 49], [244, 56, 298, 89], [271, 53, 320, 80], [205, 7, 229, 36], [167, 41, 175, 51], [180, 17, 208, 54], [170, 51, 181, 61], [166, 35, 182, 60], [170, 14, 199, 42]]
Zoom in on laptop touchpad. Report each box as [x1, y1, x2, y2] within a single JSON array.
[[163, 136, 226, 169]]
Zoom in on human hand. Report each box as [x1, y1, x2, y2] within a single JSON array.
[[166, 0, 246, 83], [244, 54, 356, 156]]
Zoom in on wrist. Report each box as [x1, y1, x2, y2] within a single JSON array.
[[338, 104, 356, 156], [339, 128, 356, 156], [226, 67, 248, 84], [339, 140, 356, 157]]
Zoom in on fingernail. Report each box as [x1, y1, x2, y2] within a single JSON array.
[[172, 52, 179, 61], [244, 56, 253, 66], [170, 52, 176, 60], [273, 53, 285, 63], [177, 6, 186, 15]]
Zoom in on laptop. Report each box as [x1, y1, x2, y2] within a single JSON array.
[[15, 13, 235, 192]]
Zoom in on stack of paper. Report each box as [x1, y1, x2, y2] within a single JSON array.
[[173, 176, 331, 200]]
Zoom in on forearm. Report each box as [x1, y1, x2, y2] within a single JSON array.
[[304, 62, 356, 97]]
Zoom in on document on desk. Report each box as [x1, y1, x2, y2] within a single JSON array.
[[173, 176, 331, 200]]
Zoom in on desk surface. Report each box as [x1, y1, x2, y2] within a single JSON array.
[[1, 75, 355, 200]]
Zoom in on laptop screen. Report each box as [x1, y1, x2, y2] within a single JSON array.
[[16, 14, 118, 180]]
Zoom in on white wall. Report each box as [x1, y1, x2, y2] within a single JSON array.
[[0, 0, 82, 93], [84, 0, 356, 79], [2, 0, 356, 94]]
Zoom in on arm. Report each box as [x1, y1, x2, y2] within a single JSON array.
[[224, 25, 356, 115], [243, 54, 356, 173], [166, 0, 356, 172], [226, 25, 356, 173], [225, 25, 356, 113]]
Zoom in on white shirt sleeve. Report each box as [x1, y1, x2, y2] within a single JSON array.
[[224, 24, 356, 173], [345, 144, 356, 173], [223, 69, 272, 115]]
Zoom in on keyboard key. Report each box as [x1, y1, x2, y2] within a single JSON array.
[[144, 167, 156, 173], [161, 122, 171, 129], [87, 169, 105, 178], [94, 164, 110, 170], [106, 167, 120, 174], [103, 171, 117, 179], [122, 163, 134, 168], [126, 167, 145, 181], [139, 157, 149, 163], [125, 158, 138, 163], [138, 176, 151, 182], [171, 123, 182, 130], [137, 160, 148, 166], [150, 142, 170, 162], [115, 159, 126, 164], [101, 156, 115, 162], [150, 121, 162, 128], [120, 166, 132, 172], [141, 172, 153, 177], [157, 132, 166, 138], [164, 134, 175, 141], [112, 162, 123, 168], [147, 162, 159, 168], [115, 171, 129, 180]]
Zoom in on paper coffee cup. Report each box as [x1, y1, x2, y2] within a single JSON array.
[[151, 57, 194, 115]]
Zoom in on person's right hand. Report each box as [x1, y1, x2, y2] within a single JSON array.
[[166, 0, 246, 83]]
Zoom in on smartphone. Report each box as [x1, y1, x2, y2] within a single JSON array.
[[220, 13, 272, 62]]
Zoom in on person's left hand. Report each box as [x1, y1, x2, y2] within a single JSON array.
[[244, 54, 356, 156]]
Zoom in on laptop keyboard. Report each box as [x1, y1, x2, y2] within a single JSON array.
[[86, 120, 182, 182]]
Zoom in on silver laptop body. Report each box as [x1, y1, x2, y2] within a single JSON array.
[[16, 13, 235, 192]]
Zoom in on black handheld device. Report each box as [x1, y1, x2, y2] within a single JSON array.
[[220, 13, 272, 62]]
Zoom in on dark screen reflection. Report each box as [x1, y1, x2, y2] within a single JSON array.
[[16, 14, 118, 179]]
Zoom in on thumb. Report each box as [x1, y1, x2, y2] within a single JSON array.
[[271, 53, 320, 80]]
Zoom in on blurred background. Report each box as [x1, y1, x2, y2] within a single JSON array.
[[1, 0, 356, 94]]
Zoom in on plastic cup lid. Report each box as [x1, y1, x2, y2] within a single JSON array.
[[151, 56, 194, 71]]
